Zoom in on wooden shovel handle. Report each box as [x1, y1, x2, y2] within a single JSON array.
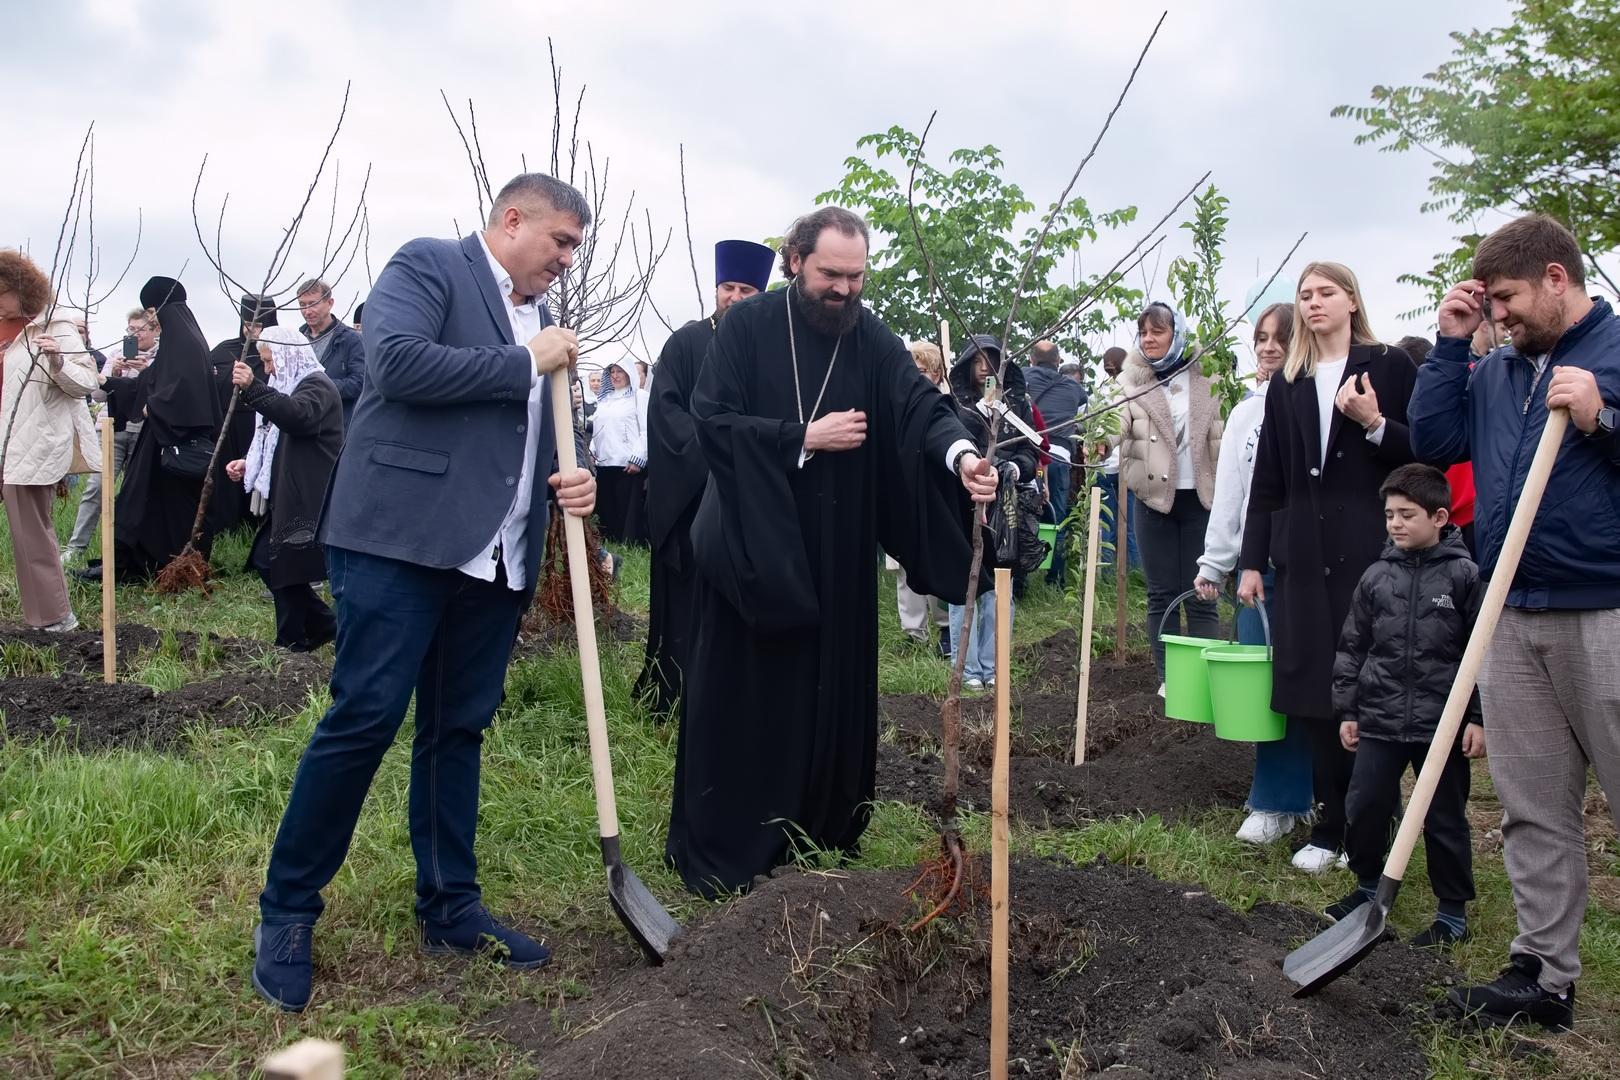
[[1073, 489, 1103, 765], [1383, 409, 1569, 884], [100, 415, 116, 684], [548, 371, 620, 840]]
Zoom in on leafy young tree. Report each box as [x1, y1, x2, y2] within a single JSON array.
[[816, 125, 1142, 353], [1166, 184, 1245, 417], [1332, 0, 1620, 313]]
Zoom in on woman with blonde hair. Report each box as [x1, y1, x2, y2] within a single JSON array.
[[1237, 261, 1417, 873], [0, 250, 101, 630]]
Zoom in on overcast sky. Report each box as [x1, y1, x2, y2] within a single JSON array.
[[14, 0, 1530, 365]]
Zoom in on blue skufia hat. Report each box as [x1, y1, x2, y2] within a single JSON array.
[[714, 240, 775, 292]]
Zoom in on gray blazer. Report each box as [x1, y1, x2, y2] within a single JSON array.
[[319, 233, 559, 593]]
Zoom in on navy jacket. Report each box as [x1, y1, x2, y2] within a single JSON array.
[[1023, 363, 1087, 458], [303, 318, 367, 427], [318, 233, 558, 595], [1333, 532, 1484, 741], [1410, 297, 1620, 610]]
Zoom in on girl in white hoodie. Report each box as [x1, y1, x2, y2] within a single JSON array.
[[1195, 303, 1314, 847]]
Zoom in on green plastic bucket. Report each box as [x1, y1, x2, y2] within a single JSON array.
[[1204, 645, 1286, 741], [1037, 523, 1058, 570], [1158, 588, 1230, 724]]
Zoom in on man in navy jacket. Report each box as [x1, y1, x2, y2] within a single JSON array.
[[1410, 213, 1620, 1031], [296, 277, 367, 429], [252, 173, 597, 1012]]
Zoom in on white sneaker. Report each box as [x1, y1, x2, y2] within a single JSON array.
[[1290, 844, 1341, 874], [1157, 682, 1166, 699], [964, 677, 985, 691], [42, 613, 79, 633], [1235, 811, 1296, 845]]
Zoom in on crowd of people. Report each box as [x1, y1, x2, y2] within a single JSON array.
[[2, 175, 1615, 1034]]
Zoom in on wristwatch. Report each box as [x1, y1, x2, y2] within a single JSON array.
[[1588, 405, 1619, 441], [951, 447, 975, 475]]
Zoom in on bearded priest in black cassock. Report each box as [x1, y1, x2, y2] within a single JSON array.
[[666, 208, 1001, 898], [636, 239, 777, 720]]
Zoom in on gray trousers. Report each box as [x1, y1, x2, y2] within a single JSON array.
[[1478, 607, 1620, 992], [894, 563, 947, 640], [65, 425, 136, 555]]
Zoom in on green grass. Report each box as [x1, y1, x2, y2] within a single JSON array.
[[0, 491, 1614, 1076]]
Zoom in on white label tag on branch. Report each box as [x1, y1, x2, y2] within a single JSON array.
[[991, 400, 1043, 449]]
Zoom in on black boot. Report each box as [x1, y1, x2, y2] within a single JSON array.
[[936, 626, 952, 660], [1447, 954, 1575, 1031]]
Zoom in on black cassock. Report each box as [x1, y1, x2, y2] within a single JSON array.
[[666, 287, 975, 898], [206, 337, 266, 534], [635, 315, 716, 718]]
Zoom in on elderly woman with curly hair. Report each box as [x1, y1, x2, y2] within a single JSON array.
[[0, 250, 101, 630]]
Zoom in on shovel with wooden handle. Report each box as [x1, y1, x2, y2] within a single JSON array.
[[1285, 408, 1570, 996], [548, 370, 680, 964]]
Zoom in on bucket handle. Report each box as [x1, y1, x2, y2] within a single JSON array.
[[1156, 587, 1273, 660]]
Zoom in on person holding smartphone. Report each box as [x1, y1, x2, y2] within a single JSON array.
[[62, 307, 159, 564]]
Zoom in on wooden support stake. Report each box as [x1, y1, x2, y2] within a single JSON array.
[[990, 567, 1011, 1080], [1113, 487, 1129, 661], [99, 415, 115, 684], [1074, 489, 1103, 765], [262, 1038, 344, 1080], [939, 318, 951, 367]]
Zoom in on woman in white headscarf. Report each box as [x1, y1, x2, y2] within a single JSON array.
[[590, 359, 649, 543], [224, 325, 344, 651]]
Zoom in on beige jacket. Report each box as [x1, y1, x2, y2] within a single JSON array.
[[1, 313, 102, 487], [1108, 348, 1223, 513]]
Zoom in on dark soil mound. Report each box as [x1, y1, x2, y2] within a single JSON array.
[[512, 858, 1452, 1078], [514, 605, 645, 658], [878, 640, 1252, 825], [0, 621, 281, 677], [0, 656, 326, 751]]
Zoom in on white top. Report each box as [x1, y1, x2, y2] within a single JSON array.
[[1160, 367, 1195, 489], [1313, 356, 1347, 466], [456, 232, 544, 591], [591, 383, 648, 468], [1196, 380, 1268, 583]]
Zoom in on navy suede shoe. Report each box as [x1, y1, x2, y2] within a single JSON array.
[[420, 906, 551, 969], [251, 922, 313, 1012]]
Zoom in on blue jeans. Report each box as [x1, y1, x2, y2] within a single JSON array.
[[259, 546, 527, 927], [1097, 473, 1140, 569], [1043, 459, 1071, 585], [949, 591, 1012, 683], [1239, 572, 1313, 815]]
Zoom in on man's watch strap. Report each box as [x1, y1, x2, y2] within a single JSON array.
[[1587, 405, 1619, 441]]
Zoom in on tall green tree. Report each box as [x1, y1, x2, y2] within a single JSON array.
[[816, 125, 1141, 354], [1333, 0, 1620, 316], [1166, 184, 1245, 416]]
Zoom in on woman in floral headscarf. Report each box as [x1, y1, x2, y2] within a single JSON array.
[[590, 359, 649, 543], [225, 325, 343, 651]]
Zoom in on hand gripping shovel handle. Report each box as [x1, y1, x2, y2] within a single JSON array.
[[1382, 408, 1568, 887], [547, 371, 680, 962]]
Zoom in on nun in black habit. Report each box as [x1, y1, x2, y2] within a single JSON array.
[[635, 239, 776, 719], [206, 294, 275, 533], [95, 277, 222, 581], [665, 213, 998, 898]]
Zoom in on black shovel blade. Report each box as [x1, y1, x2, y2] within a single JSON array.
[[602, 836, 681, 964], [1284, 875, 1400, 997]]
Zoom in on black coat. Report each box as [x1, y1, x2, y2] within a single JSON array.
[[1240, 343, 1418, 718], [1332, 531, 1483, 741], [240, 373, 343, 587], [948, 337, 1041, 591]]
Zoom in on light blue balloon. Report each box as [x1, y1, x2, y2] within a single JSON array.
[[1242, 274, 1297, 323]]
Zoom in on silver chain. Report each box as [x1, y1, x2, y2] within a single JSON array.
[[785, 282, 842, 433]]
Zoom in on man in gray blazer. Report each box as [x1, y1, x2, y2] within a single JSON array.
[[252, 173, 597, 1012]]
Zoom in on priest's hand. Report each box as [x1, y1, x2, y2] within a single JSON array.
[[958, 453, 998, 504], [550, 466, 595, 517], [529, 326, 579, 375], [225, 459, 246, 483], [804, 409, 866, 452], [231, 361, 256, 389]]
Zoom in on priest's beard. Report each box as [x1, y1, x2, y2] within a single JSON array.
[[793, 279, 863, 337]]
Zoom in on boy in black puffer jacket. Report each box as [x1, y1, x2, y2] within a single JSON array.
[[1329, 463, 1487, 946]]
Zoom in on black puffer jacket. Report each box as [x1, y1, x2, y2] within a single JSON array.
[[949, 335, 1043, 583], [1332, 529, 1484, 741]]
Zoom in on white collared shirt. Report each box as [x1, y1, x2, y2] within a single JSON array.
[[456, 232, 544, 590]]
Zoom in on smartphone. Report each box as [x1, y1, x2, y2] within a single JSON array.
[[122, 334, 138, 359]]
